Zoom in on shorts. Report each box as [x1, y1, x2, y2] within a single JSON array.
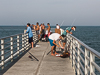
[[48, 39, 54, 46], [62, 37, 66, 43], [42, 29, 45, 34], [29, 37, 33, 43], [36, 30, 39, 35]]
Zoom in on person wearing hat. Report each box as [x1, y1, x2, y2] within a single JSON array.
[[26, 23, 34, 48], [55, 24, 61, 34], [62, 26, 76, 47], [48, 33, 64, 56]]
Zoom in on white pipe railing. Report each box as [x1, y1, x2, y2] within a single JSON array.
[[1, 28, 100, 75], [0, 30, 38, 69], [66, 33, 100, 75]]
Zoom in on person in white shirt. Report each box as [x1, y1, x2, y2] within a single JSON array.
[[48, 33, 64, 56]]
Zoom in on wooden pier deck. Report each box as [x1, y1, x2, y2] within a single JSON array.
[[2, 42, 75, 75]]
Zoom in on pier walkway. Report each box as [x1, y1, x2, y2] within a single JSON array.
[[2, 42, 75, 75]]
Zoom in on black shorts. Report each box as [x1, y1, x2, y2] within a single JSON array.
[[29, 37, 33, 43], [36, 30, 39, 35]]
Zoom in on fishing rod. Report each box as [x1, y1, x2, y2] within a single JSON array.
[[60, 20, 64, 27], [22, 23, 27, 29], [28, 51, 39, 61], [71, 19, 76, 26], [47, 50, 51, 55], [60, 18, 76, 27]]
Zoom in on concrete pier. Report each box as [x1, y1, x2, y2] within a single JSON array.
[[2, 42, 75, 75]]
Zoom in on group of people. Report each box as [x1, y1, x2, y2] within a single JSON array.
[[26, 22, 76, 56], [25, 22, 51, 48], [28, 22, 51, 41], [49, 24, 76, 56]]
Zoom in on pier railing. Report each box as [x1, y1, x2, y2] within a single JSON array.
[[0, 30, 38, 69], [66, 33, 100, 75]]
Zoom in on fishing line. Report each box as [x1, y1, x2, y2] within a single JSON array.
[[60, 20, 64, 27], [71, 19, 76, 26], [22, 23, 27, 29]]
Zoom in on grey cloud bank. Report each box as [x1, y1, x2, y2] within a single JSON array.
[[0, 0, 100, 26]]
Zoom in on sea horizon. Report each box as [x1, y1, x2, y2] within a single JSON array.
[[0, 25, 100, 26]]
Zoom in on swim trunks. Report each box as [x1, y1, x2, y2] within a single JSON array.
[[48, 39, 54, 46]]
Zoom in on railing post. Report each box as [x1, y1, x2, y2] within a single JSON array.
[[10, 37, 13, 62], [85, 48, 89, 75], [90, 52, 95, 75], [25, 33, 29, 50], [25, 34, 28, 50], [35, 30, 38, 43], [72, 39, 75, 71], [77, 42, 80, 75], [26, 34, 29, 50], [70, 36, 73, 64], [24, 31, 26, 51], [17, 35, 20, 56], [22, 34, 25, 52], [1, 39, 4, 69], [32, 30, 35, 44], [66, 34, 69, 46]]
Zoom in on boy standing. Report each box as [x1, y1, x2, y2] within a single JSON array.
[[26, 23, 34, 48]]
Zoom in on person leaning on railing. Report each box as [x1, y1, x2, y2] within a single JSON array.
[[61, 26, 76, 47], [26, 23, 34, 48]]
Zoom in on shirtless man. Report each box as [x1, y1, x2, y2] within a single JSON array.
[[39, 24, 42, 36], [36, 22, 40, 39], [39, 24, 43, 40], [32, 24, 36, 30], [47, 23, 51, 37], [42, 23, 45, 38]]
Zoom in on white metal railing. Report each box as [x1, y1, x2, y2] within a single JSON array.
[[66, 33, 100, 75], [0, 30, 38, 69]]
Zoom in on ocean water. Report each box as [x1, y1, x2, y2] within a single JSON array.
[[0, 26, 100, 74], [0, 26, 26, 38]]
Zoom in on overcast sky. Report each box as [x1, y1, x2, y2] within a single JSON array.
[[0, 0, 100, 26]]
